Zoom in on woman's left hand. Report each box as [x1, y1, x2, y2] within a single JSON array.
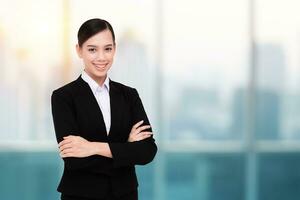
[[127, 120, 153, 142], [58, 135, 95, 158]]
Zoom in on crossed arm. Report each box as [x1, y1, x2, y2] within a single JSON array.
[[58, 120, 153, 159], [51, 88, 157, 169]]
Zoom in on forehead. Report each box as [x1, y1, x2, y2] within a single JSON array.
[[84, 30, 114, 47]]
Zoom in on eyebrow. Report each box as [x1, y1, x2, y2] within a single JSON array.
[[86, 44, 113, 48]]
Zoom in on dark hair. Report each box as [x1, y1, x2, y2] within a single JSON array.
[[77, 18, 115, 47]]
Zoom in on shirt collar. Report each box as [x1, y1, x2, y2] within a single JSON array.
[[81, 70, 110, 94]]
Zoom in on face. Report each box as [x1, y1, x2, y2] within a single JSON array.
[[76, 29, 116, 84]]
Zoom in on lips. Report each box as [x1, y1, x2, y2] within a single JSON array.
[[93, 63, 107, 70]]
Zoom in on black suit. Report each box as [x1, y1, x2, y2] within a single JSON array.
[[51, 75, 157, 199]]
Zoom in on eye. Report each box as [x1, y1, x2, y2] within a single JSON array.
[[105, 47, 112, 52], [88, 48, 97, 52]]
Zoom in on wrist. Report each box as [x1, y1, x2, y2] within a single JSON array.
[[91, 142, 102, 155], [91, 142, 112, 158]]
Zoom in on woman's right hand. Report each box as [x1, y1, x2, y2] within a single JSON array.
[[128, 120, 153, 142]]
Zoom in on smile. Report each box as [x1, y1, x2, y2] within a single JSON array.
[[93, 63, 107, 70]]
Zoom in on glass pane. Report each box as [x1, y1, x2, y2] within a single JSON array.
[[0, 0, 62, 141], [258, 153, 300, 200], [164, 153, 245, 200], [255, 0, 300, 140], [0, 152, 62, 200], [136, 163, 156, 200], [162, 0, 249, 141]]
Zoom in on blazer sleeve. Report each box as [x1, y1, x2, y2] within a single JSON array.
[[51, 90, 111, 172], [108, 88, 158, 168]]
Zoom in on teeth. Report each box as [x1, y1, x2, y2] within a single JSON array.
[[95, 64, 106, 68]]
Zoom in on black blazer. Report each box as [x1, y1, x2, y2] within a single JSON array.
[[51, 75, 157, 199]]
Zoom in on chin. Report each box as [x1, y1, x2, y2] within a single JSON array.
[[93, 70, 108, 78], [85, 66, 110, 78]]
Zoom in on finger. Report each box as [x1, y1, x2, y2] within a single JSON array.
[[131, 129, 141, 136], [139, 131, 153, 135], [60, 147, 74, 154], [59, 138, 73, 147], [59, 143, 73, 151], [64, 134, 76, 138], [58, 139, 72, 147], [63, 135, 77, 139], [132, 120, 144, 129], [60, 152, 74, 158], [129, 131, 152, 141], [137, 133, 153, 140], [137, 125, 151, 133], [134, 132, 152, 140], [136, 134, 152, 141]]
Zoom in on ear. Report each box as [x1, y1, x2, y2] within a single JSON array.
[[76, 44, 82, 58]]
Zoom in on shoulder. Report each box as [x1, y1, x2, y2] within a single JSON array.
[[109, 79, 141, 105], [52, 77, 80, 98], [110, 79, 138, 95]]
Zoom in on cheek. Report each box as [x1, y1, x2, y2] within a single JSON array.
[[108, 52, 115, 61], [82, 53, 96, 62]]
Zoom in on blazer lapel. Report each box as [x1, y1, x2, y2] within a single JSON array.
[[108, 79, 123, 138], [76, 76, 107, 135]]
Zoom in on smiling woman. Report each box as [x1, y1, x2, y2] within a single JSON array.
[[75, 20, 116, 85], [51, 18, 157, 200], [76, 31, 115, 79]]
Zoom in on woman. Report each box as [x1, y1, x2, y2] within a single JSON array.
[[51, 18, 157, 200]]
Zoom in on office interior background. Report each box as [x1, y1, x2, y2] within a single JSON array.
[[1, 0, 300, 199]]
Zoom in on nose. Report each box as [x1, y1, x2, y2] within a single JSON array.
[[96, 50, 105, 61]]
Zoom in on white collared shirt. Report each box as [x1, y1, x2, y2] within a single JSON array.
[[81, 70, 111, 135]]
